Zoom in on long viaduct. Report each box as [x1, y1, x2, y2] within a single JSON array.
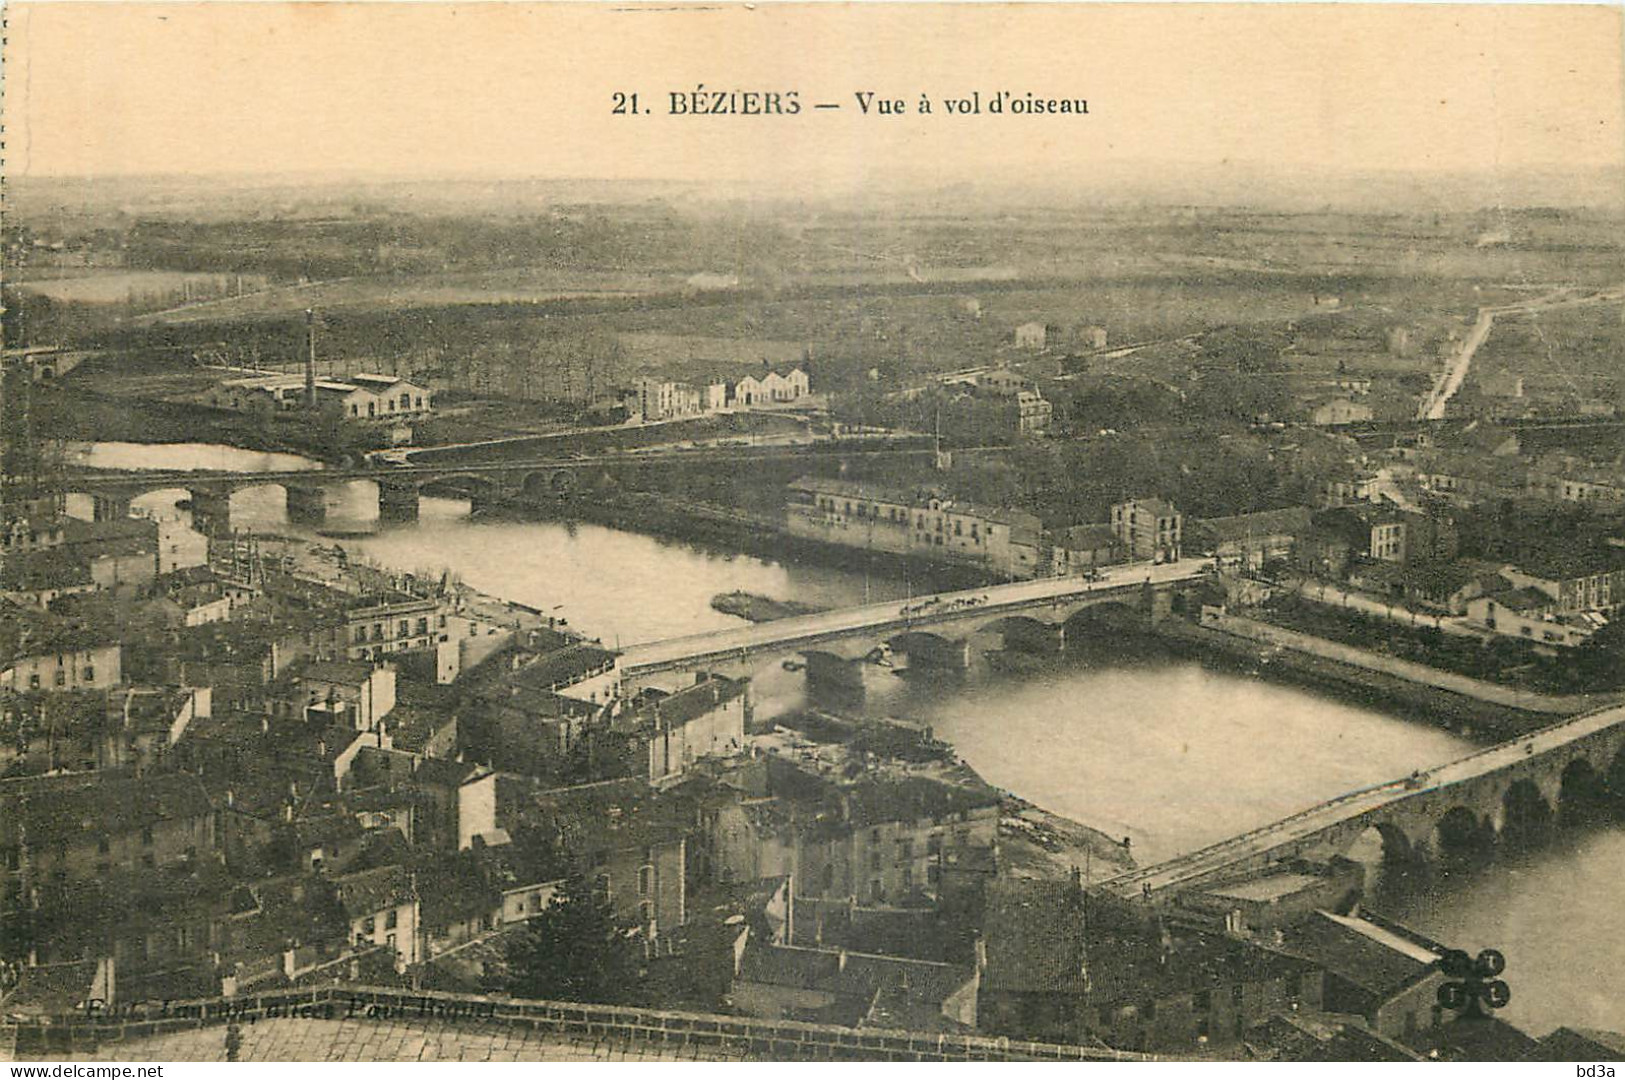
[[1105, 698, 1625, 902], [61, 440, 936, 536]]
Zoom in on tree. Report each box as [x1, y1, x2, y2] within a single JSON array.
[[505, 873, 639, 1004]]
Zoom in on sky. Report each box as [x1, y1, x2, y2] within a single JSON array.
[[5, 2, 1623, 192]]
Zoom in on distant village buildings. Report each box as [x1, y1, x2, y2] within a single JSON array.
[[787, 477, 1046, 579], [622, 366, 811, 421], [205, 372, 434, 421]]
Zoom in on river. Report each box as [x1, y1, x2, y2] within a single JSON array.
[[83, 442, 1625, 1037]]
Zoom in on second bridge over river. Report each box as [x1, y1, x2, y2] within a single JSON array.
[[618, 559, 1207, 693]]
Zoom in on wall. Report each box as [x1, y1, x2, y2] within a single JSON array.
[[1, 644, 123, 692], [7, 985, 1145, 1061]]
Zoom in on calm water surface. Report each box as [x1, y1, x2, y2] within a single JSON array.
[[92, 442, 1625, 1036]]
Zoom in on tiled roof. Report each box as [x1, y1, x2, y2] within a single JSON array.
[[333, 864, 415, 918], [0, 771, 214, 848], [1279, 910, 1440, 998], [1192, 507, 1314, 544], [510, 644, 618, 692], [980, 878, 1090, 994]]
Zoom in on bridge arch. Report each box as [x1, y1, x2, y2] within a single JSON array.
[[1558, 757, 1613, 828], [1346, 821, 1423, 874], [1604, 750, 1625, 818], [965, 615, 1061, 657], [885, 630, 968, 671], [1057, 601, 1144, 651], [1434, 805, 1495, 871], [1500, 778, 1555, 851], [521, 470, 577, 498]]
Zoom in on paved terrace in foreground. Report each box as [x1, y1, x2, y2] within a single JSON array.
[[1104, 699, 1625, 899], [620, 559, 1206, 674], [2, 986, 1148, 1063]]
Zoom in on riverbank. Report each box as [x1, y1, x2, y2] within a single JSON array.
[[768, 708, 1137, 880], [477, 489, 1003, 594], [1156, 611, 1615, 740]]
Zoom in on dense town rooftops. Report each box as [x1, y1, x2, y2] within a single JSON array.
[[0, 770, 213, 848]]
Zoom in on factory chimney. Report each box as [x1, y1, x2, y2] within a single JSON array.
[[304, 308, 318, 408]]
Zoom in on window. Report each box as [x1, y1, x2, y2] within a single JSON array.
[[385, 908, 398, 930], [1194, 990, 1211, 1012], [363, 916, 377, 935], [141, 852, 155, 869], [28, 673, 39, 689], [142, 826, 154, 846], [54, 669, 66, 687], [97, 836, 110, 855]]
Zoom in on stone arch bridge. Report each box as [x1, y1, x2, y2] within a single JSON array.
[[62, 442, 935, 536], [619, 562, 1206, 696], [1104, 698, 1625, 902]]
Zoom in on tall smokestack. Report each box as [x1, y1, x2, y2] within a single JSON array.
[[304, 308, 317, 408]]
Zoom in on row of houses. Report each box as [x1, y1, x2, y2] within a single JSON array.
[[624, 367, 811, 421], [787, 481, 1188, 579]]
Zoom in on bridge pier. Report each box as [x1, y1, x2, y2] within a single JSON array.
[[804, 652, 867, 701], [188, 487, 233, 539], [285, 484, 329, 526], [91, 493, 132, 522], [377, 480, 420, 524]]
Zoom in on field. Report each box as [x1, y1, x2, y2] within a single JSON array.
[[10, 269, 270, 305]]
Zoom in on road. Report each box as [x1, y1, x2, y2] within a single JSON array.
[[1104, 698, 1625, 898], [620, 558, 1207, 672], [1289, 580, 1489, 640], [1417, 285, 1625, 421]]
